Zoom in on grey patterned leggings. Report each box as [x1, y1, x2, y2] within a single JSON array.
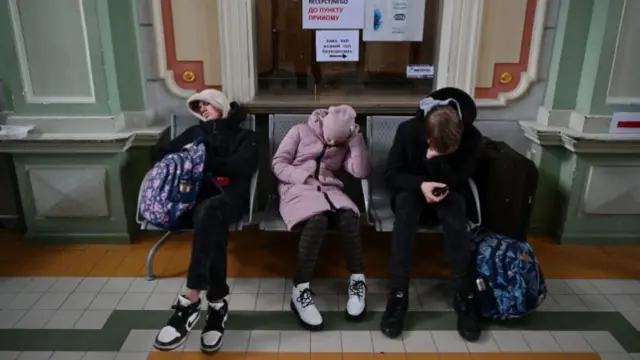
[[294, 209, 364, 285]]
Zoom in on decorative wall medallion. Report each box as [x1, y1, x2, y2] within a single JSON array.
[[151, 0, 222, 98], [474, 0, 548, 106], [499, 71, 513, 84], [182, 70, 196, 83]]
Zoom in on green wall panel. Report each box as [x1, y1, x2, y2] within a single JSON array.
[[543, 0, 594, 111], [12, 149, 150, 244], [554, 152, 640, 244], [108, 0, 147, 111], [529, 144, 567, 235], [575, 0, 640, 116], [0, 0, 114, 116]]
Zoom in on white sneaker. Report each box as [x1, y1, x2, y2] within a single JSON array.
[[154, 295, 201, 351], [200, 299, 228, 353], [346, 274, 367, 320], [290, 282, 323, 331]]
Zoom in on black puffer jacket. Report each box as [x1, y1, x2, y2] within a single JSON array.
[[152, 102, 258, 208], [384, 87, 483, 195]]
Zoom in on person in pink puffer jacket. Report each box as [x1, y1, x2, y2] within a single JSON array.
[[272, 105, 371, 331]]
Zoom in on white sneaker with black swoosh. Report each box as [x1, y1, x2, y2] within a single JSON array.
[[154, 295, 201, 351], [201, 299, 228, 353]]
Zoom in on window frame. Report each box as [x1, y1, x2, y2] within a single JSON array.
[[214, 0, 486, 103]]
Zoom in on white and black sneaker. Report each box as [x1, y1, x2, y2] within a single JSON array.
[[154, 295, 201, 351], [290, 282, 323, 331], [345, 274, 367, 320], [200, 299, 228, 353]]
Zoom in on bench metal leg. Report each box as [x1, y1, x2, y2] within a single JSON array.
[[146, 231, 173, 281]]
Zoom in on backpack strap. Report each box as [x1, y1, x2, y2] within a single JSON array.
[[205, 172, 225, 193]]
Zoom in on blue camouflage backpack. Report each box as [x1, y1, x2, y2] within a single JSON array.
[[473, 229, 547, 320], [139, 139, 207, 229]]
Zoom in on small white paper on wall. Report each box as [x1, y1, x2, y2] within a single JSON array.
[[406, 64, 434, 79], [315, 30, 360, 62], [363, 0, 427, 42]]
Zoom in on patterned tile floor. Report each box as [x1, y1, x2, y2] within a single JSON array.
[[1, 276, 639, 359], [0, 230, 639, 359]]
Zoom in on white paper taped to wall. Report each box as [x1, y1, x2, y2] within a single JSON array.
[[406, 64, 434, 79], [303, 0, 365, 29], [315, 30, 360, 62], [0, 125, 34, 140], [363, 0, 426, 42]]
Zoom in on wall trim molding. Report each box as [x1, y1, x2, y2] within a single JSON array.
[[474, 0, 548, 107], [7, 0, 96, 104], [151, 0, 255, 101], [606, 0, 640, 105], [150, 0, 546, 105], [1, 112, 167, 150], [437, 0, 547, 107], [218, 0, 256, 102], [520, 120, 640, 154], [4, 111, 159, 133], [0, 135, 134, 154], [0, 126, 166, 152], [436, 0, 484, 95], [536, 107, 614, 134], [150, 0, 194, 99]]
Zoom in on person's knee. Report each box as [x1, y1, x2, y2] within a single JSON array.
[[438, 192, 466, 216], [438, 192, 469, 231], [302, 213, 329, 231], [194, 195, 227, 224], [338, 209, 358, 220]]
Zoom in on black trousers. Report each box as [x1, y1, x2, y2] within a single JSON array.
[[389, 190, 475, 295], [182, 193, 243, 302]]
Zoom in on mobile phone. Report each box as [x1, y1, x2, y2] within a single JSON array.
[[433, 186, 449, 197]]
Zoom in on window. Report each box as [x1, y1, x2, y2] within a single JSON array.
[[254, 0, 440, 96]]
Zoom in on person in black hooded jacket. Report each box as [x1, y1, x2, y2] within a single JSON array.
[[380, 87, 483, 342], [151, 89, 258, 353]]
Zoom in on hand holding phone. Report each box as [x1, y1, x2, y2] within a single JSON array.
[[432, 186, 449, 197]]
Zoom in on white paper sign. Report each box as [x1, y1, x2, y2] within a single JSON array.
[[363, 0, 426, 42], [406, 64, 434, 79], [0, 125, 34, 140], [315, 30, 360, 62], [303, 0, 365, 29], [609, 112, 640, 134]]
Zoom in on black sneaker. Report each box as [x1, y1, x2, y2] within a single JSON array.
[[201, 299, 229, 353], [154, 295, 201, 351], [380, 290, 409, 339], [454, 292, 481, 341]]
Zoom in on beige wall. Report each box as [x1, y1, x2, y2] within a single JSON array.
[[475, 0, 528, 88], [171, 0, 222, 87]]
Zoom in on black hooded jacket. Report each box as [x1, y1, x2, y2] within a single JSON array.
[[152, 102, 258, 206], [384, 87, 483, 195]]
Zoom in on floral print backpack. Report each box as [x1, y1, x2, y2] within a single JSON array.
[[139, 140, 207, 229], [473, 229, 547, 320]]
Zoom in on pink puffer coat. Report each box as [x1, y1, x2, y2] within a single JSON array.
[[272, 113, 371, 230]]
